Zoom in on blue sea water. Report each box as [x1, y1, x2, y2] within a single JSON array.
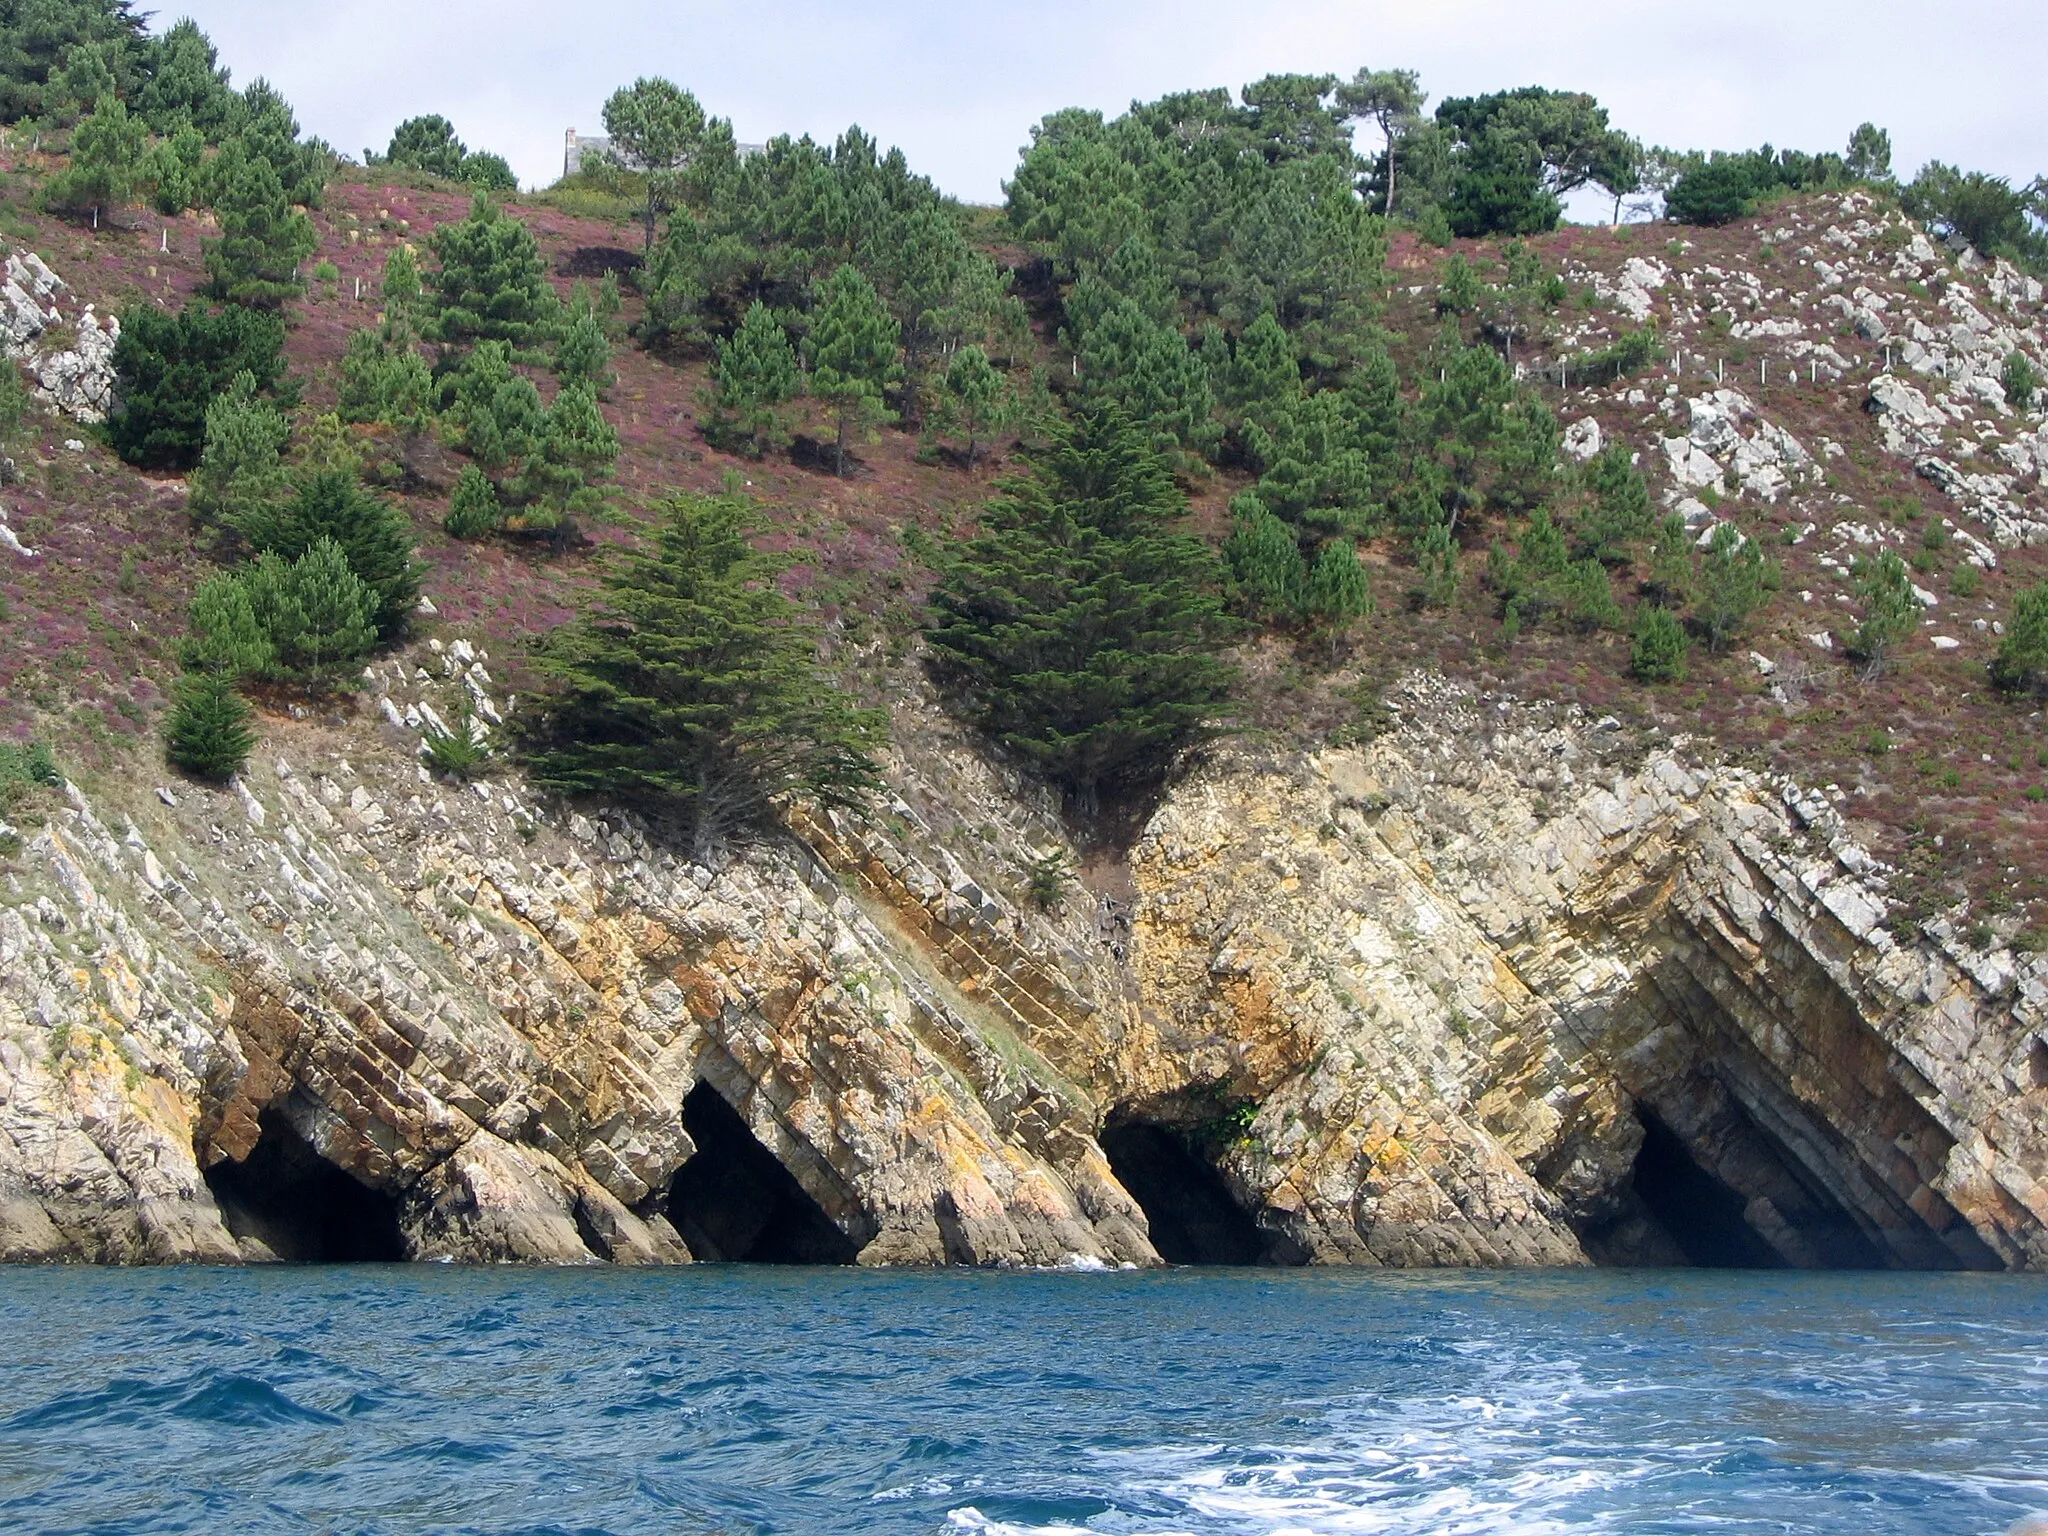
[[0, 1266, 2043, 1536]]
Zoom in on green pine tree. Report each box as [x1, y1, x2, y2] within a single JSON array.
[[203, 144, 318, 309], [1223, 492, 1307, 622], [165, 672, 256, 782], [241, 539, 379, 681], [1577, 443, 1654, 565], [233, 470, 422, 640], [1694, 522, 1773, 652], [444, 463, 502, 539], [1222, 311, 1301, 449], [705, 301, 798, 457], [924, 406, 1239, 814], [1630, 606, 1690, 682], [1850, 549, 1919, 676], [1646, 511, 1694, 608], [44, 92, 145, 213], [427, 196, 559, 355], [1074, 298, 1215, 461], [181, 568, 277, 678], [1992, 581, 2048, 694], [523, 487, 887, 860], [512, 381, 617, 546], [449, 340, 544, 471], [110, 301, 288, 469], [1303, 538, 1373, 658], [188, 369, 290, 527], [808, 264, 901, 476], [380, 245, 424, 332], [934, 343, 1011, 465], [1411, 518, 1460, 609], [553, 303, 613, 393]]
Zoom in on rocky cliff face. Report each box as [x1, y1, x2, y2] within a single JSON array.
[[4, 650, 2042, 1271]]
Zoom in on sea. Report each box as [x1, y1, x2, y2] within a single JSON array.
[[0, 1265, 2042, 1535]]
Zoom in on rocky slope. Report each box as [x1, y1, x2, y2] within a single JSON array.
[[4, 652, 2042, 1270]]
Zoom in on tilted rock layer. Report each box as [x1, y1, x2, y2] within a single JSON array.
[[2, 663, 2043, 1269]]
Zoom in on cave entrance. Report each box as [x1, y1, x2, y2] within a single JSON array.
[[204, 1110, 406, 1263], [1100, 1117, 1273, 1266], [665, 1081, 859, 1264], [1628, 1109, 1785, 1270]]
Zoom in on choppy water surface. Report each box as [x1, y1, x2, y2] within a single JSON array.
[[0, 1265, 2042, 1535]]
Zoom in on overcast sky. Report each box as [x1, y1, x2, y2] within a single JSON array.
[[160, 0, 2044, 208]]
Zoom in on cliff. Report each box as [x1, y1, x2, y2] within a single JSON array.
[[4, 656, 2042, 1270]]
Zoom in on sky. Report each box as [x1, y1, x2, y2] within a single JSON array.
[[159, 0, 2045, 208]]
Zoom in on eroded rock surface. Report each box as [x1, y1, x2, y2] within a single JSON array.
[[2, 663, 2043, 1270]]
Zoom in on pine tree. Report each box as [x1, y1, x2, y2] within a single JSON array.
[[524, 488, 886, 860], [601, 77, 707, 252], [1992, 581, 2048, 694], [444, 464, 502, 539], [1074, 298, 1214, 460], [807, 264, 901, 476], [380, 245, 424, 332], [188, 370, 290, 526], [1850, 549, 1918, 676], [1223, 493, 1307, 621], [1630, 606, 1690, 682], [1646, 511, 1693, 607], [705, 301, 798, 456], [181, 569, 276, 678], [142, 122, 205, 215], [924, 406, 1239, 814], [427, 196, 559, 355], [233, 470, 422, 640], [109, 301, 288, 469], [241, 539, 379, 681], [1694, 522, 1772, 652], [553, 303, 613, 393], [203, 144, 318, 309], [449, 341, 544, 470], [165, 672, 256, 782], [935, 343, 1010, 465], [1412, 518, 1460, 609], [384, 114, 467, 178], [44, 92, 145, 213], [1577, 443, 1653, 565], [1557, 557, 1622, 631], [137, 19, 236, 137], [1222, 311, 1301, 449], [337, 329, 435, 470], [1303, 538, 1373, 657], [512, 381, 617, 545]]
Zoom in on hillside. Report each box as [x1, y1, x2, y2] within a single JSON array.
[[4, 155, 2047, 939]]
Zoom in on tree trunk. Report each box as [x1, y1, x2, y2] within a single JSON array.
[[834, 408, 848, 477]]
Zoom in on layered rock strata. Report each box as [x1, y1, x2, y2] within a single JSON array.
[[2, 663, 2042, 1270]]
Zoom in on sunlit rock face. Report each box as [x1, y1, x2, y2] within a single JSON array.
[[2, 661, 2042, 1271]]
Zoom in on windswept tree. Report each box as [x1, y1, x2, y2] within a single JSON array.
[[523, 488, 886, 859], [924, 406, 1239, 815], [601, 76, 707, 251], [1338, 68, 1426, 217]]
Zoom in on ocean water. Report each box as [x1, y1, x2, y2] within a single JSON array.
[[0, 1266, 2043, 1536]]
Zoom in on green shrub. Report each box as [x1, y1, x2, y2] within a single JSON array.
[[1850, 550, 1919, 674], [1630, 606, 1690, 682], [109, 302, 289, 469], [444, 464, 502, 538], [1993, 581, 2048, 693], [421, 702, 490, 780], [165, 674, 255, 782], [2005, 350, 2039, 412], [232, 471, 423, 640]]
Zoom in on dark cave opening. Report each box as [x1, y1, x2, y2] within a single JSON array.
[[1628, 1109, 1786, 1270], [203, 1110, 407, 1263], [664, 1081, 859, 1264], [1100, 1118, 1276, 1266]]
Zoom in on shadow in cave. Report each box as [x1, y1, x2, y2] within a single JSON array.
[[664, 1081, 859, 1264], [1628, 1109, 1787, 1270], [1100, 1117, 1282, 1266], [203, 1110, 406, 1263]]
